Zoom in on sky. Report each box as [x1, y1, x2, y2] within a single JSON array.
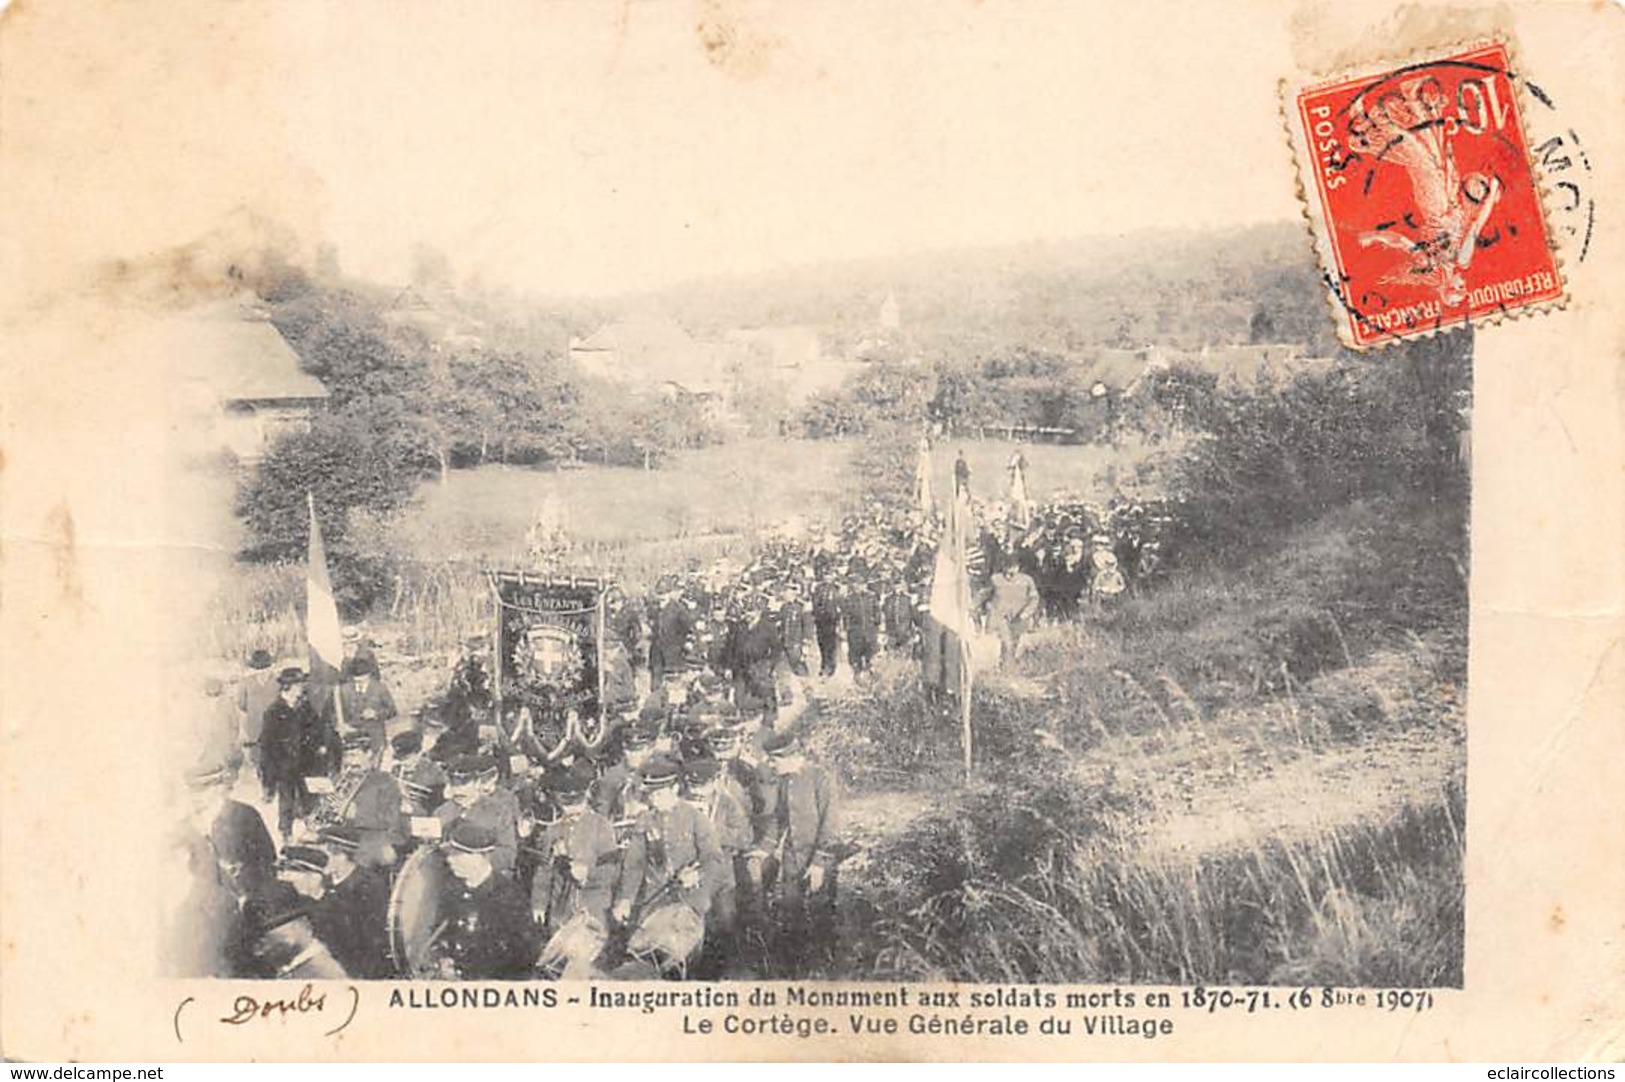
[[5, 0, 1311, 305], [278, 0, 1304, 296]]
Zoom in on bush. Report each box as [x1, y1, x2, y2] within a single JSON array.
[[235, 412, 422, 612], [1170, 336, 1470, 562]]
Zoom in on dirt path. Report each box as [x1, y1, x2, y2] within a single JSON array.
[[840, 722, 1462, 863]]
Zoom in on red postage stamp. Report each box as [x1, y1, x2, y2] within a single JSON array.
[[1288, 41, 1565, 349]]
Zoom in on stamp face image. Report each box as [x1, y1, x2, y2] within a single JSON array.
[[1292, 42, 1564, 348]]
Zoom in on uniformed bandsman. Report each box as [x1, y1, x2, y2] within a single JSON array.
[[754, 729, 842, 966], [276, 845, 329, 902], [312, 825, 393, 979], [390, 729, 447, 818], [241, 881, 349, 980], [617, 755, 723, 976], [434, 754, 520, 879], [436, 819, 537, 980]]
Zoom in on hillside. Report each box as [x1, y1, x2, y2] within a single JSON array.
[[618, 221, 1340, 356]]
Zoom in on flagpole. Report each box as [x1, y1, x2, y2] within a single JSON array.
[[961, 640, 973, 783], [308, 491, 347, 734]]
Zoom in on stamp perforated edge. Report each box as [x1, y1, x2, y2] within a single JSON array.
[[1279, 34, 1572, 353]]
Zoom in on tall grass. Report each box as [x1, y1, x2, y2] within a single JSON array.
[[846, 764, 1464, 986], [821, 490, 1466, 986]]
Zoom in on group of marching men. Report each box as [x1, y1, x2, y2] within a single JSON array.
[[167, 631, 842, 982], [588, 492, 1179, 697]]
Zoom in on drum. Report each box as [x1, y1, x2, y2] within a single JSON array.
[[625, 903, 705, 976], [537, 911, 608, 979], [386, 845, 455, 978]]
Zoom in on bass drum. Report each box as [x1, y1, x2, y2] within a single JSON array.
[[387, 844, 454, 978]]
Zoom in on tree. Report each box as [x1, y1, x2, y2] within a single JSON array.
[[234, 414, 423, 609]]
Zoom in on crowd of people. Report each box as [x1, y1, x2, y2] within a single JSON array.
[[168, 627, 844, 982], [168, 475, 1183, 982]]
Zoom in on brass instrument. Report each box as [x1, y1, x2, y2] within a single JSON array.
[[309, 762, 370, 829]]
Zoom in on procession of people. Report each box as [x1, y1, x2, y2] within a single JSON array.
[[169, 623, 845, 982], [168, 448, 1183, 982]]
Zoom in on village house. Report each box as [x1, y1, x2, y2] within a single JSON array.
[[173, 296, 330, 463]]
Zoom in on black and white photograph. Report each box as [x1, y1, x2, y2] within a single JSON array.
[[2, 0, 1621, 1065], [147, 10, 1470, 990]]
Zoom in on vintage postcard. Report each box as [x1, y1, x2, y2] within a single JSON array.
[[1, 0, 1622, 1064]]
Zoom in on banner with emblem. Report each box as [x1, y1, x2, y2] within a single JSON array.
[[487, 572, 610, 749]]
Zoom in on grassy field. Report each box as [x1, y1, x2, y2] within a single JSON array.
[[208, 435, 1130, 663], [386, 436, 1130, 565]]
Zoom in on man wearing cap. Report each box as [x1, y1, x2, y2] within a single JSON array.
[[242, 881, 349, 980], [617, 755, 723, 971], [390, 729, 447, 817], [600, 637, 638, 714], [754, 730, 842, 964], [277, 845, 330, 901], [731, 593, 781, 724], [437, 819, 538, 980], [842, 576, 882, 676], [683, 757, 751, 972], [592, 718, 659, 820], [330, 654, 398, 758], [183, 758, 277, 905], [435, 754, 520, 879], [340, 732, 407, 868], [444, 636, 494, 729], [881, 577, 918, 656], [811, 572, 843, 677], [777, 582, 811, 677], [534, 762, 624, 935], [311, 826, 394, 979], [604, 588, 645, 672], [259, 667, 338, 843], [236, 649, 279, 778]]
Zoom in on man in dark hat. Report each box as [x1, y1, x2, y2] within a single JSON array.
[[592, 718, 659, 820], [242, 881, 348, 980], [236, 649, 278, 778], [276, 845, 330, 905], [881, 576, 918, 656], [518, 789, 564, 938], [842, 576, 882, 676], [600, 636, 638, 714], [434, 753, 521, 879], [436, 819, 538, 980], [754, 729, 842, 966], [311, 825, 393, 979], [624, 756, 724, 917], [183, 758, 277, 905], [338, 731, 406, 869], [777, 582, 811, 677], [731, 592, 781, 722], [647, 577, 695, 685], [534, 762, 624, 936], [259, 667, 338, 843], [441, 634, 494, 735], [811, 573, 843, 677], [604, 587, 646, 672]]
